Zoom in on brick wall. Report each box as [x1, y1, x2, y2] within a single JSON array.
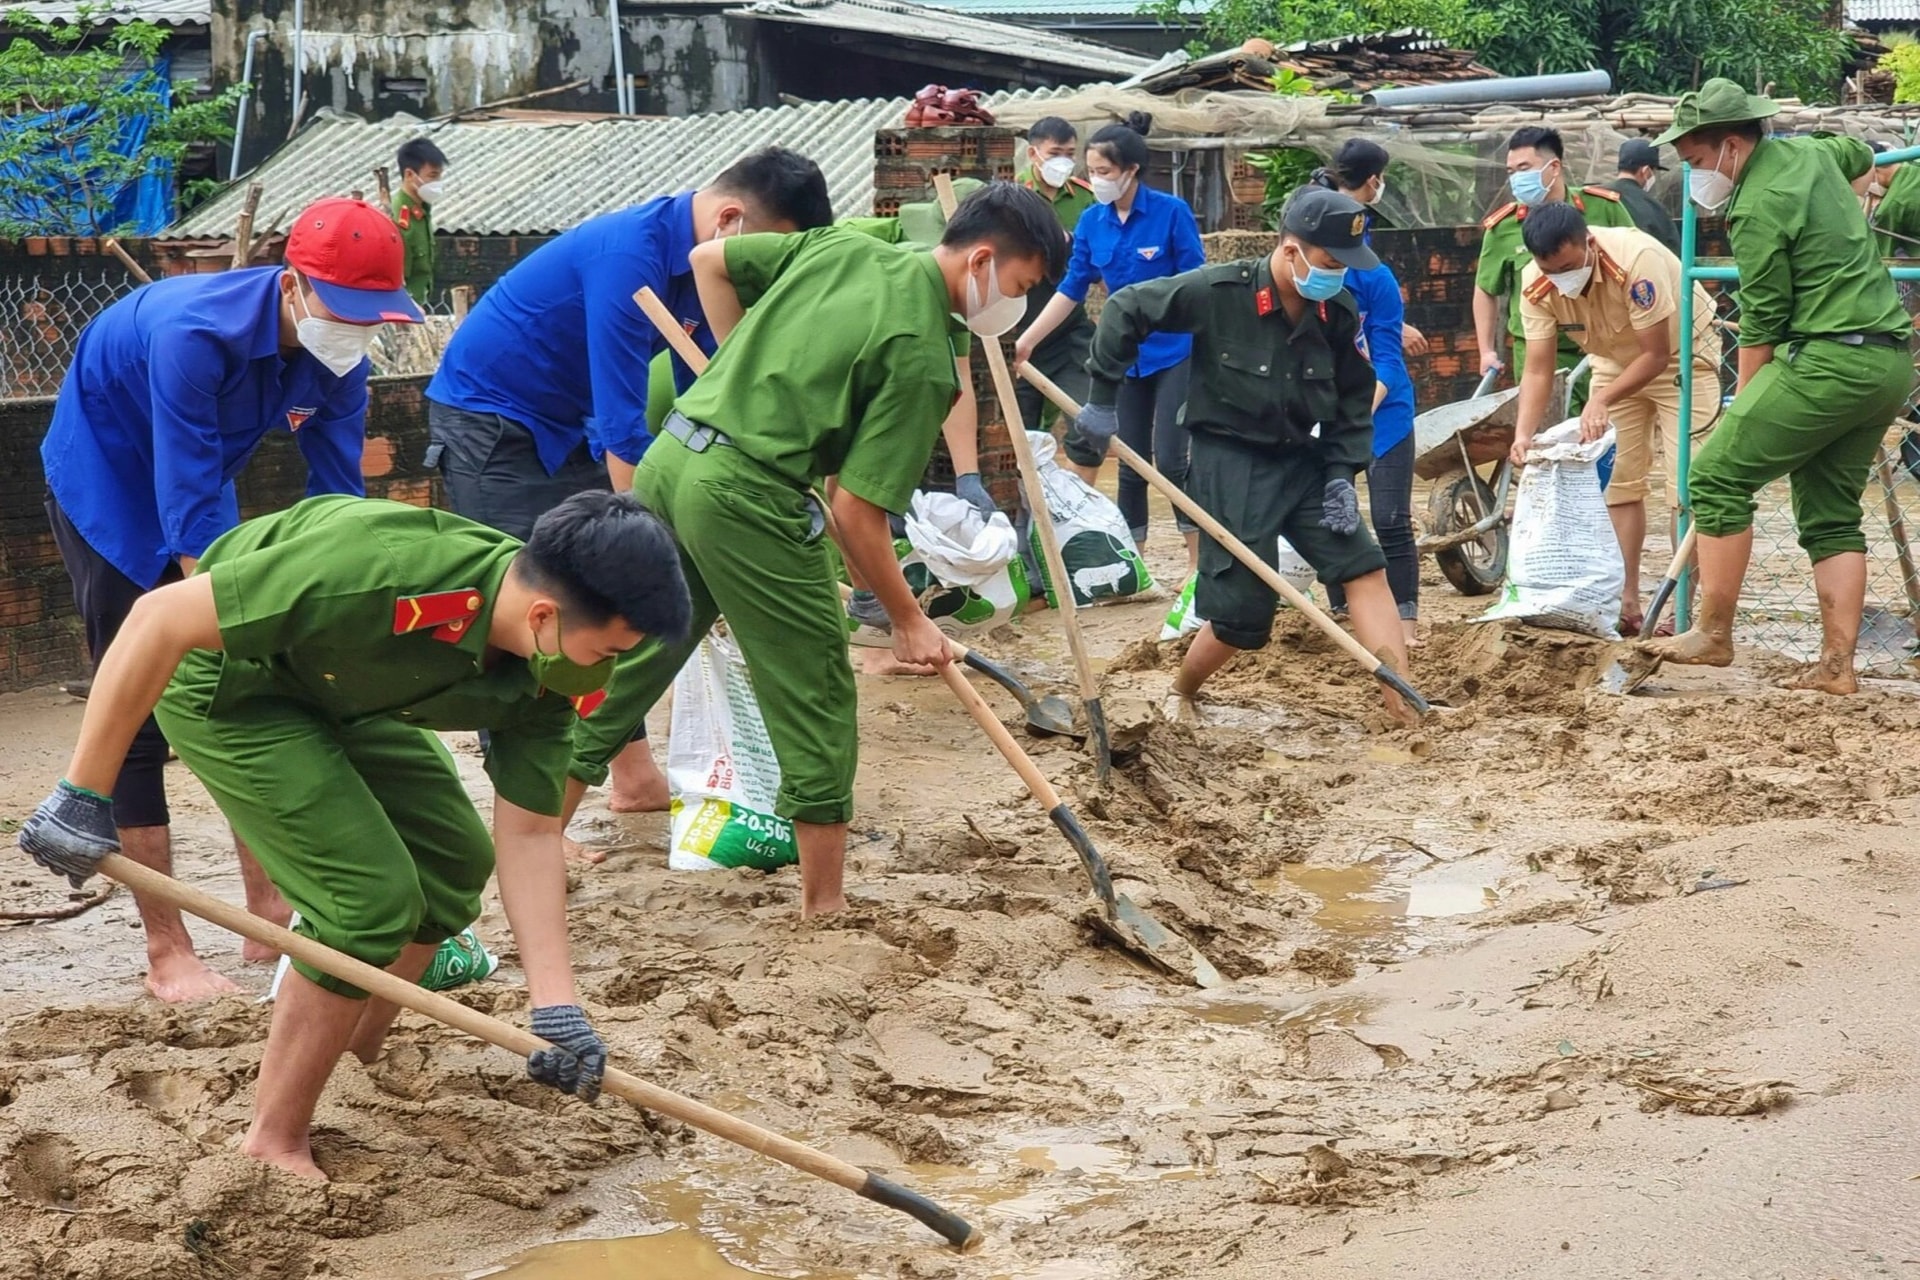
[[0, 375, 436, 693]]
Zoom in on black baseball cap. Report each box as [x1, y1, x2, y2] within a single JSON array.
[[1618, 139, 1665, 172], [1281, 187, 1379, 270]]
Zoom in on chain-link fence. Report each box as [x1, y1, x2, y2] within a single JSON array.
[[1680, 271, 1920, 676], [0, 268, 461, 400]]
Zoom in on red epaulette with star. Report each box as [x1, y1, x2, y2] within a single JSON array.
[[394, 589, 482, 644], [571, 690, 607, 718], [1580, 184, 1623, 203], [396, 204, 412, 230], [1482, 201, 1519, 230]]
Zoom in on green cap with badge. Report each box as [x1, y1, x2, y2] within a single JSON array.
[[1654, 78, 1780, 147]]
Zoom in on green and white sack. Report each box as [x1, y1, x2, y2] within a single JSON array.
[[666, 627, 799, 872], [1025, 430, 1153, 608], [1159, 537, 1317, 640], [266, 918, 497, 1000], [897, 490, 1028, 635]]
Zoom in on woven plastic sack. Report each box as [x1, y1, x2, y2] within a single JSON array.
[[666, 628, 799, 872]]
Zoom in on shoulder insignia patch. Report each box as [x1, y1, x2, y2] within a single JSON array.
[[571, 689, 608, 718], [1630, 279, 1657, 308], [394, 589, 483, 644], [1255, 285, 1275, 316], [1582, 185, 1623, 203], [1069, 176, 1094, 192], [286, 406, 314, 432], [1482, 202, 1518, 230], [1522, 274, 1556, 305]]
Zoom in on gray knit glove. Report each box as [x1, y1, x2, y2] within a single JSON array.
[[1071, 401, 1120, 454], [527, 1004, 606, 1102], [19, 780, 118, 889], [1321, 477, 1361, 536], [953, 472, 998, 520]]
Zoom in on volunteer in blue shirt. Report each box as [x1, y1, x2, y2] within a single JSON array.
[[1015, 111, 1206, 571], [424, 147, 831, 831], [39, 196, 423, 1003], [1311, 141, 1425, 648]]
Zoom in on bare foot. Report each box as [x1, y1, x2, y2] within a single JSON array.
[[145, 952, 241, 1003], [240, 1136, 328, 1181], [1639, 626, 1734, 667], [1401, 620, 1423, 650], [563, 836, 608, 867], [1786, 650, 1857, 695], [608, 781, 670, 814], [801, 894, 849, 919], [1161, 692, 1205, 725]]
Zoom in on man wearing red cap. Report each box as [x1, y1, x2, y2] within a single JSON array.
[[38, 197, 423, 1002]]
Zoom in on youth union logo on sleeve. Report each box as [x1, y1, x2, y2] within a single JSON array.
[[286, 406, 316, 431], [1630, 279, 1657, 309], [1137, 246, 1160, 261]]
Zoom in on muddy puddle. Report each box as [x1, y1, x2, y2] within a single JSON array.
[[1257, 843, 1512, 960]]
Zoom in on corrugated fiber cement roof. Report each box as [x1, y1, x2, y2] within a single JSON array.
[[165, 89, 1073, 240], [4, 0, 209, 25]]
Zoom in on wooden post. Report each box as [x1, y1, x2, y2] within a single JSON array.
[[451, 285, 473, 325], [374, 165, 392, 212], [231, 182, 263, 270], [101, 237, 153, 285]]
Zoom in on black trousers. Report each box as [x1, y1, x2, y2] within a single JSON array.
[[1326, 432, 1419, 620], [45, 493, 178, 827]]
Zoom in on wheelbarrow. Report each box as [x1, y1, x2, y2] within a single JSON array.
[[1413, 358, 1590, 595]]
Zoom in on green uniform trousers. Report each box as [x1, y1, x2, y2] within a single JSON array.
[[1189, 431, 1387, 651], [154, 658, 495, 998], [1512, 335, 1591, 416], [569, 433, 857, 826], [1689, 340, 1912, 562]]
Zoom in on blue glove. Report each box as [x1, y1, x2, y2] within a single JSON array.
[[1321, 477, 1361, 536], [953, 472, 998, 520], [19, 780, 118, 889], [527, 1004, 607, 1102], [1071, 401, 1120, 456]]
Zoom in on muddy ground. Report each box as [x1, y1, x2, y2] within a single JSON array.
[[4, 493, 1920, 1279]]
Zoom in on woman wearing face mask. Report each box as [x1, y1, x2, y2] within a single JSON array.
[[34, 196, 422, 1004], [1015, 111, 1206, 570], [1310, 139, 1422, 647], [1642, 80, 1912, 694]]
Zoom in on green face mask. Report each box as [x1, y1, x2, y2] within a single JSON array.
[[528, 614, 616, 697]]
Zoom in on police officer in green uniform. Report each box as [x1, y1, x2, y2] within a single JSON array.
[[1071, 187, 1414, 725], [18, 491, 690, 1180], [1474, 126, 1636, 411], [1645, 80, 1914, 693], [1012, 117, 1098, 435], [564, 185, 1067, 917], [392, 137, 447, 306]]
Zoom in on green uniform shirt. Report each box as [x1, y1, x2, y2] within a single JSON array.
[[674, 226, 966, 513], [1020, 168, 1097, 233], [1017, 167, 1096, 345], [1873, 161, 1920, 258], [1476, 187, 1637, 340], [1087, 257, 1375, 476], [393, 190, 435, 305], [1727, 134, 1910, 347], [188, 495, 576, 815]]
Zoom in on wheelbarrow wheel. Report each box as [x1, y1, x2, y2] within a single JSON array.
[[1429, 470, 1507, 596]]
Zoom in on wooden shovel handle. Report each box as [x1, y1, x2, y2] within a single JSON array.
[[91, 854, 981, 1250], [937, 658, 1063, 811], [636, 286, 707, 373]]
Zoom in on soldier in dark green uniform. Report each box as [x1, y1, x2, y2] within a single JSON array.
[[1012, 117, 1098, 438], [18, 492, 690, 1180], [1645, 80, 1914, 692], [1071, 187, 1414, 725], [565, 185, 1066, 917], [1474, 126, 1636, 410], [392, 137, 446, 307]]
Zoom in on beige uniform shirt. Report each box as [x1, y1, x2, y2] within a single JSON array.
[[1519, 225, 1716, 380]]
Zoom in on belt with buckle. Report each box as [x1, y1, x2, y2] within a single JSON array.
[[662, 410, 732, 452], [1821, 332, 1903, 349]]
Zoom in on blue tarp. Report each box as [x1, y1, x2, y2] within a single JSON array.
[[0, 53, 175, 235]]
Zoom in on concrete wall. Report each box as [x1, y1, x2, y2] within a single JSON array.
[[627, 11, 765, 116], [0, 377, 438, 694]]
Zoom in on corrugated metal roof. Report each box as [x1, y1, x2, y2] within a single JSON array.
[[1849, 1, 1920, 21], [3, 0, 210, 25], [165, 88, 1075, 239], [810, 0, 1197, 19], [730, 0, 1154, 75]]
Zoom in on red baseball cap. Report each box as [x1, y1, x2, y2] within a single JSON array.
[[284, 197, 424, 325]]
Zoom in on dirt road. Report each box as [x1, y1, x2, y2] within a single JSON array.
[[4, 530, 1920, 1279]]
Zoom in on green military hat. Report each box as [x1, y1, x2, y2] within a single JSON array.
[[896, 176, 985, 248], [1654, 78, 1780, 147]]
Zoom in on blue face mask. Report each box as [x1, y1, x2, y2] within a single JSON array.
[[1289, 249, 1346, 302], [1509, 163, 1554, 208]]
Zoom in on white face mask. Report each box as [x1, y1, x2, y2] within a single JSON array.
[[964, 254, 1025, 338], [1090, 173, 1129, 206], [714, 210, 747, 240], [1687, 143, 1735, 212], [1547, 264, 1593, 297], [1038, 155, 1076, 188], [1365, 176, 1386, 206], [292, 277, 374, 377], [1869, 181, 1887, 198], [416, 179, 445, 203]]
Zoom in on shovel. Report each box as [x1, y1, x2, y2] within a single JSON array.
[[1017, 365, 1434, 718], [936, 653, 1224, 988], [1640, 525, 1698, 640], [90, 855, 984, 1251]]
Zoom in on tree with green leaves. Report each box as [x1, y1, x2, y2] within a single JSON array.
[[1146, 0, 1852, 104], [0, 9, 241, 236]]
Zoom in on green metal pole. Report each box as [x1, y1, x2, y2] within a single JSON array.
[[1676, 164, 1698, 632]]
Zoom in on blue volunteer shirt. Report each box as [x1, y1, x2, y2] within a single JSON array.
[[425, 191, 713, 472], [1059, 184, 1206, 378], [42, 266, 368, 590], [1344, 262, 1416, 457]]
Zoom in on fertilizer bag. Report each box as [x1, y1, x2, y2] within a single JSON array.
[[1477, 419, 1624, 639], [1025, 431, 1153, 608], [666, 628, 798, 872], [1159, 538, 1316, 641], [896, 491, 1028, 634]]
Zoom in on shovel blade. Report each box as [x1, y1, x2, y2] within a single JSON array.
[[1597, 646, 1664, 695], [1029, 694, 1079, 738], [1107, 894, 1228, 989]]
